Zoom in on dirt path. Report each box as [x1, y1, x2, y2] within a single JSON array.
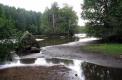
[[21, 38, 122, 68]]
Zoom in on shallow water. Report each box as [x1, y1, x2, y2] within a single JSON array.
[[0, 35, 121, 80], [0, 58, 122, 80], [38, 37, 77, 47]]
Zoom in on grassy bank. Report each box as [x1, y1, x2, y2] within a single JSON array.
[[81, 44, 122, 56]]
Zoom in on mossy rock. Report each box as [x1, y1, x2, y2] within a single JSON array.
[[17, 31, 40, 55]]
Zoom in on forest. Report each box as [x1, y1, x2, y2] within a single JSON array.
[[81, 0, 122, 42], [0, 1, 122, 80], [0, 2, 79, 62], [0, 2, 78, 37]]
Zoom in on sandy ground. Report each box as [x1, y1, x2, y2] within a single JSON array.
[[21, 38, 122, 68]]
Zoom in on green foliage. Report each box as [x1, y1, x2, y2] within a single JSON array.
[[81, 44, 122, 56], [77, 26, 86, 33], [0, 17, 15, 39], [42, 2, 78, 35], [81, 0, 122, 40], [0, 16, 16, 62], [0, 9, 23, 62], [0, 41, 15, 62], [0, 3, 78, 35], [0, 2, 79, 62], [0, 2, 78, 34], [0, 4, 42, 35]]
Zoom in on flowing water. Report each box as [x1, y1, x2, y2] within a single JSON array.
[[0, 58, 122, 80], [0, 34, 122, 80], [37, 36, 77, 47]]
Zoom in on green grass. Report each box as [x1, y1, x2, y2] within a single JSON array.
[[81, 44, 122, 56]]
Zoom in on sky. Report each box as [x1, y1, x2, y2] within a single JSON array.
[[0, 0, 85, 26]]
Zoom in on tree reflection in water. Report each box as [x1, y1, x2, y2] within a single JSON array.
[[0, 58, 122, 80], [82, 62, 122, 80]]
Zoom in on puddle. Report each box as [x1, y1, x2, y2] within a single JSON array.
[[0, 58, 122, 80]]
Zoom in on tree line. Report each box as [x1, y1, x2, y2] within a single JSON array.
[[0, 2, 78, 62], [0, 2, 78, 38], [41, 3, 78, 35], [81, 0, 122, 42]]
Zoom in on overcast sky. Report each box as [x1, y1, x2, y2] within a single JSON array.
[[0, 0, 85, 26]]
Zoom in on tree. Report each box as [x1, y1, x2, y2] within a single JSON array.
[[59, 4, 78, 35], [42, 2, 78, 36], [0, 4, 42, 35], [0, 16, 16, 62], [81, 0, 122, 41], [0, 2, 78, 36]]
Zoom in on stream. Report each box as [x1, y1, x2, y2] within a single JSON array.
[[0, 34, 122, 80], [0, 58, 122, 80]]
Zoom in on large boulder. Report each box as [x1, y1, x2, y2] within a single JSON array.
[[17, 31, 40, 55]]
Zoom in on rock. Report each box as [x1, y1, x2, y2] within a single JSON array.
[[31, 47, 40, 53], [20, 58, 36, 64], [20, 31, 40, 48], [17, 31, 40, 55]]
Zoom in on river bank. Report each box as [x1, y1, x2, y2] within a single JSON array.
[[1, 57, 122, 80], [0, 37, 122, 80], [21, 37, 122, 68]]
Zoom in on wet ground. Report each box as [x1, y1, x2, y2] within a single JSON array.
[[37, 36, 76, 47], [21, 37, 122, 68], [0, 58, 122, 80], [0, 34, 122, 80]]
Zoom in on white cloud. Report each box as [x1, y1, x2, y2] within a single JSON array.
[[0, 0, 85, 26]]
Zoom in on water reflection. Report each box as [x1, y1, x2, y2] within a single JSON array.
[[46, 58, 74, 65], [0, 58, 122, 80], [82, 62, 122, 80], [38, 37, 77, 47], [0, 58, 84, 80]]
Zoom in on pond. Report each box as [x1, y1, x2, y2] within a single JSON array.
[[0, 57, 122, 80]]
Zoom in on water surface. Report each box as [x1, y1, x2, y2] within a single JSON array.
[[0, 34, 121, 80], [38, 37, 77, 47], [0, 58, 122, 80]]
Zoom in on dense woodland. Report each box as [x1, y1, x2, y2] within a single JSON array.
[[0, 2, 78, 37], [81, 0, 122, 41], [0, 2, 79, 62], [0, 0, 122, 62]]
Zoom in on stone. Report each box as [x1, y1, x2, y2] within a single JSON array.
[[17, 31, 40, 55], [31, 47, 40, 53]]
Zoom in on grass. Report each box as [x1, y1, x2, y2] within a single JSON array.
[[81, 44, 122, 56]]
